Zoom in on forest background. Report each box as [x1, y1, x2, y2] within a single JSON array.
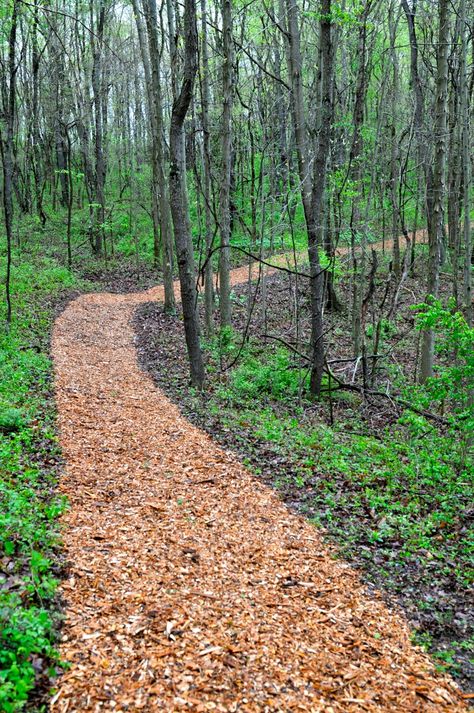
[[0, 0, 473, 709]]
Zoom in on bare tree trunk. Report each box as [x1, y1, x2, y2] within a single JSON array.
[[447, 72, 461, 304], [219, 0, 234, 328], [389, 2, 401, 278], [91, 0, 106, 256], [169, 0, 204, 388], [401, 0, 427, 269], [139, 0, 176, 312], [52, 31, 69, 210], [0, 0, 18, 325], [199, 0, 214, 333], [309, 0, 335, 392], [460, 0, 472, 325], [419, 0, 450, 382], [65, 123, 74, 270], [31, 0, 46, 226], [348, 2, 373, 357], [285, 0, 332, 398], [167, 0, 197, 289]]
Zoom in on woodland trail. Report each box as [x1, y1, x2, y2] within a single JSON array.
[[51, 232, 466, 713]]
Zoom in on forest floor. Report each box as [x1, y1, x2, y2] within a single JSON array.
[[134, 244, 474, 692], [50, 243, 471, 711]]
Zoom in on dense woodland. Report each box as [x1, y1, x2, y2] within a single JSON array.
[[0, 0, 473, 709]]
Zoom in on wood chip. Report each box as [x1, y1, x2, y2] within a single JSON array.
[[51, 254, 466, 711]]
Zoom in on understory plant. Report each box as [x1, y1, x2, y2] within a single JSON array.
[[197, 310, 473, 675], [0, 255, 76, 711]]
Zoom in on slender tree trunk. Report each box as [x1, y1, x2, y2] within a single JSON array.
[[389, 3, 401, 278], [140, 0, 176, 311], [285, 0, 332, 398], [447, 75, 461, 304], [0, 0, 18, 325], [460, 0, 472, 325], [419, 0, 450, 382], [167, 0, 196, 286], [219, 0, 234, 328], [91, 0, 106, 256], [199, 0, 214, 333], [349, 2, 373, 357], [31, 0, 46, 226], [309, 0, 335, 392], [169, 0, 204, 388], [52, 31, 69, 210], [65, 123, 74, 270]]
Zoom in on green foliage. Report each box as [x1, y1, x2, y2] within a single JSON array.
[[365, 318, 395, 340], [0, 255, 77, 710], [0, 408, 24, 434], [0, 596, 57, 713], [199, 335, 473, 667], [226, 347, 307, 402], [414, 299, 473, 415], [205, 338, 308, 405]]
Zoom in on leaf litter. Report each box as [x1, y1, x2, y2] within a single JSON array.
[[51, 246, 469, 711]]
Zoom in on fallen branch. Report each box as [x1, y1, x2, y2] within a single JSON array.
[[200, 244, 313, 280], [258, 333, 309, 362], [322, 364, 450, 426]]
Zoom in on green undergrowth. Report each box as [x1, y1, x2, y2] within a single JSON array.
[[0, 253, 79, 711], [200, 312, 473, 673]]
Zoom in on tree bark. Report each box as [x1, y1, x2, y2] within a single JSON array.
[[169, 0, 205, 388], [419, 0, 450, 382], [219, 0, 234, 329], [199, 0, 214, 333], [460, 0, 472, 325], [285, 0, 333, 398], [0, 0, 18, 325], [91, 0, 106, 256], [139, 0, 176, 312]]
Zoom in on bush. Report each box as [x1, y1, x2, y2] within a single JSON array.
[[217, 346, 308, 403]]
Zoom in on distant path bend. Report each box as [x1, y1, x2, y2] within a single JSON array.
[[51, 239, 465, 712]]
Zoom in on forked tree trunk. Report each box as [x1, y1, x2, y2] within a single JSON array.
[[285, 0, 333, 398], [169, 0, 205, 388], [140, 0, 176, 312]]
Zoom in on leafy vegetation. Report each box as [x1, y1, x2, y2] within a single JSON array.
[[0, 0, 473, 705], [0, 254, 76, 711], [206, 328, 473, 585], [137, 272, 473, 684]]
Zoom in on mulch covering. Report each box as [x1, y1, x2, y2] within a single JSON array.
[[51, 249, 468, 711]]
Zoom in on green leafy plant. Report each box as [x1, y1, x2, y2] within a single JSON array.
[[0, 255, 78, 710]]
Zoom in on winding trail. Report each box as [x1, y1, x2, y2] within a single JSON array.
[[51, 238, 466, 712]]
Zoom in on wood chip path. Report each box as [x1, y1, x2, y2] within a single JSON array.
[[51, 240, 467, 712]]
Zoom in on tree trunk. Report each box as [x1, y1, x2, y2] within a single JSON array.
[[169, 0, 205, 388], [0, 0, 18, 325], [200, 0, 214, 333], [419, 0, 450, 382], [460, 0, 472, 325], [285, 0, 332, 398], [139, 0, 176, 312], [219, 0, 234, 329], [389, 3, 401, 278], [31, 0, 46, 226], [349, 2, 372, 357], [91, 0, 106, 256]]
